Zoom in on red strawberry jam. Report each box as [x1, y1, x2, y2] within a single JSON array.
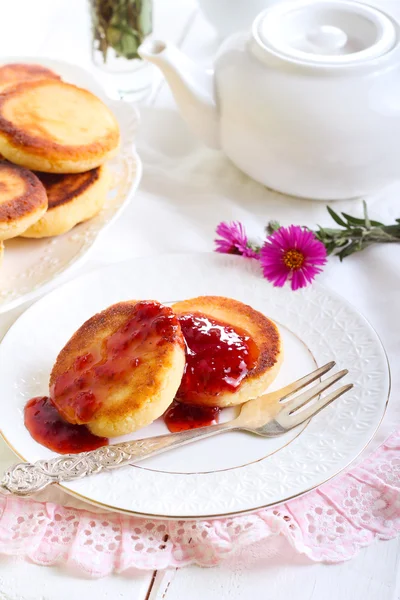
[[24, 396, 107, 454], [164, 400, 220, 432], [163, 313, 258, 431], [176, 313, 258, 404]]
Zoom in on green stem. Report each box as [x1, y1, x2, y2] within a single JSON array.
[[266, 205, 400, 261]]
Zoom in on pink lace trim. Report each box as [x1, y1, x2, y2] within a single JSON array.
[[0, 430, 398, 577]]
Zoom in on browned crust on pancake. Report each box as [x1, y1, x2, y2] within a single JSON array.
[[50, 301, 184, 421], [36, 168, 100, 210], [0, 63, 60, 90], [50, 301, 141, 384], [0, 160, 47, 221], [172, 296, 281, 381], [0, 80, 120, 159]]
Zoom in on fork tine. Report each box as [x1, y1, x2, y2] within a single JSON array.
[[278, 361, 336, 403], [286, 383, 354, 427], [286, 369, 348, 414]]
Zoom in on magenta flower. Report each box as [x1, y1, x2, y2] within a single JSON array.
[[260, 225, 327, 291], [215, 221, 258, 259]]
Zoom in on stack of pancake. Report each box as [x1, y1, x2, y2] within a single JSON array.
[[0, 63, 120, 264]]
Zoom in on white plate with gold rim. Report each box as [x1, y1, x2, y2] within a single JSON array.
[[0, 57, 142, 313], [0, 253, 390, 518]]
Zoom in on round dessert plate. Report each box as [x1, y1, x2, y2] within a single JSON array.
[[0, 56, 142, 313], [0, 254, 390, 518]]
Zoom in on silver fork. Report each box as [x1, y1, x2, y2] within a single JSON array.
[[1, 361, 352, 496]]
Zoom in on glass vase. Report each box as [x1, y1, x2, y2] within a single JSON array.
[[90, 0, 153, 101]]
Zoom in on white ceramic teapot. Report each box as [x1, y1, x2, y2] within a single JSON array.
[[139, 0, 400, 200]]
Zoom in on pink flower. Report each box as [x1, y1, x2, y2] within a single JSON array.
[[215, 221, 258, 259], [260, 225, 327, 291]]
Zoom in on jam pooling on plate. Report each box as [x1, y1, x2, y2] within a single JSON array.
[[24, 396, 107, 454], [51, 301, 181, 424], [176, 313, 258, 403], [164, 400, 220, 432], [24, 301, 180, 453]]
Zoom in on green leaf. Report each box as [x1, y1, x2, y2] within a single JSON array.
[[324, 228, 342, 236], [317, 226, 342, 239], [121, 33, 139, 57], [106, 25, 122, 47], [363, 200, 371, 229], [324, 241, 337, 255], [327, 206, 348, 228], [138, 0, 152, 36], [341, 213, 384, 227], [266, 220, 281, 235], [340, 213, 364, 225], [337, 242, 357, 261]]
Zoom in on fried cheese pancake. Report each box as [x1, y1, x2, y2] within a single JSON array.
[[50, 301, 186, 438], [0, 80, 120, 173], [0, 63, 60, 92], [21, 165, 110, 238], [0, 160, 47, 240], [172, 296, 283, 407]]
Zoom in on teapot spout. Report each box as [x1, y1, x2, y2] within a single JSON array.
[[139, 40, 220, 149]]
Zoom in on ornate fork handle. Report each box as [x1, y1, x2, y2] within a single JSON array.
[[1, 422, 233, 496]]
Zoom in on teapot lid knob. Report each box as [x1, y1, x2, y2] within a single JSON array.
[[307, 25, 348, 52], [253, 0, 398, 67]]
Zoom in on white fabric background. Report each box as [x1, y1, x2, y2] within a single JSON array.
[[0, 0, 399, 597]]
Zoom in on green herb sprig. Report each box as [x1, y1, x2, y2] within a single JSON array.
[[267, 201, 400, 260], [91, 0, 152, 62]]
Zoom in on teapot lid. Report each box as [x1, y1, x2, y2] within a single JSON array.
[[253, 0, 397, 67]]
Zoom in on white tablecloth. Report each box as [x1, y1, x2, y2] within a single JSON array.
[[0, 0, 399, 598]]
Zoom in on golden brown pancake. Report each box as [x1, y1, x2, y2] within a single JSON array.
[[21, 165, 110, 238], [0, 63, 60, 92], [50, 300, 186, 438], [0, 160, 47, 240], [0, 80, 120, 173], [172, 296, 283, 407]]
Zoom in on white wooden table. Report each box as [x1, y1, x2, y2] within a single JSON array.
[[0, 0, 399, 598]]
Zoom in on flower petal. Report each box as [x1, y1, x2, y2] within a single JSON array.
[[260, 224, 327, 290], [291, 269, 308, 290]]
